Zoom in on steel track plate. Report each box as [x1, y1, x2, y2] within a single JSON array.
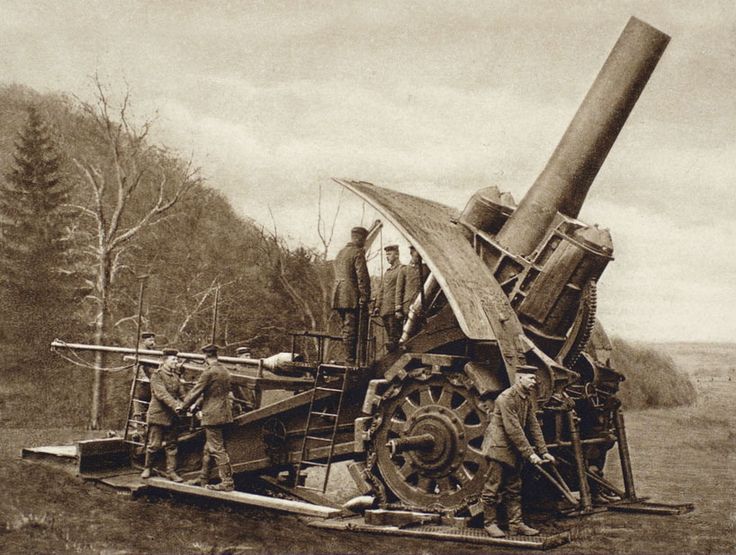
[[309, 515, 571, 549]]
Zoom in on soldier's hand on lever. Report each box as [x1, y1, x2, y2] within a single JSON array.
[[529, 453, 543, 465], [174, 402, 184, 415], [542, 453, 556, 464]]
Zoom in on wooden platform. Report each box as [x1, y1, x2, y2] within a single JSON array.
[[309, 516, 571, 550], [21, 444, 77, 461], [146, 478, 342, 518]]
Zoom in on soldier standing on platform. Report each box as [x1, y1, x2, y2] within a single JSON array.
[[372, 244, 403, 352], [141, 348, 185, 482], [396, 245, 429, 320], [331, 226, 371, 364], [132, 331, 157, 425], [180, 343, 235, 492], [480, 369, 555, 537]]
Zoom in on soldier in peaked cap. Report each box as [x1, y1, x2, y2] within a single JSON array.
[[180, 343, 235, 491], [332, 226, 371, 364], [373, 244, 403, 352], [141, 348, 185, 482], [479, 368, 555, 538]]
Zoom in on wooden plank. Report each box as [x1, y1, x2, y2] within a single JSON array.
[[21, 445, 77, 459], [146, 478, 341, 518], [258, 475, 342, 509], [77, 437, 126, 456]]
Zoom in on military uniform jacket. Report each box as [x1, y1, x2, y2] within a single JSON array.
[[481, 383, 548, 467], [147, 366, 186, 426], [182, 361, 233, 426], [332, 242, 371, 310], [375, 263, 403, 316], [396, 262, 428, 312]]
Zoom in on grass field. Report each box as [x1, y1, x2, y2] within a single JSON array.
[[1, 342, 734, 554]]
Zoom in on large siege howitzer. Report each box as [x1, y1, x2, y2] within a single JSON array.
[[48, 16, 692, 534]]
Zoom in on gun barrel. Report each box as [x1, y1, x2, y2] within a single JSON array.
[[495, 17, 670, 256], [50, 340, 260, 366]]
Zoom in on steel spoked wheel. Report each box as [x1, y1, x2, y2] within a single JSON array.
[[371, 373, 491, 510]]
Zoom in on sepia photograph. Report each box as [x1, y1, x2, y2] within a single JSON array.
[[0, 1, 733, 553]]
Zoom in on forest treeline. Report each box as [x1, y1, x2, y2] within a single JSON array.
[[0, 83, 333, 427], [0, 83, 694, 429]]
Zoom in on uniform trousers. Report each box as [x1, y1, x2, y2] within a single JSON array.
[[146, 424, 178, 456], [481, 459, 522, 510]]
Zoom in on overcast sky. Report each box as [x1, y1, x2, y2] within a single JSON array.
[[1, 1, 734, 343]]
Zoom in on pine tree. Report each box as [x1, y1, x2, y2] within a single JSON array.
[[0, 105, 80, 355]]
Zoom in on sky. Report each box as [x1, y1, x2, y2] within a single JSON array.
[[0, 0, 734, 343]]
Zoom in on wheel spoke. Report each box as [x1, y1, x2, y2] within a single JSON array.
[[389, 416, 407, 434], [418, 387, 432, 407], [454, 400, 471, 420], [437, 387, 453, 408], [465, 449, 486, 466], [454, 467, 472, 485], [464, 423, 485, 442], [401, 399, 419, 418], [398, 462, 414, 480], [416, 476, 432, 493]]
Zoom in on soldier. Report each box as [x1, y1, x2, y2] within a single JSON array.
[[180, 343, 235, 492], [132, 331, 157, 424], [396, 245, 429, 320], [372, 244, 403, 352], [480, 369, 555, 537], [140, 331, 156, 351], [331, 226, 371, 364], [141, 348, 185, 482]]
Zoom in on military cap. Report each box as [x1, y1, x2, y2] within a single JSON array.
[[351, 226, 369, 238], [236, 346, 251, 356], [384, 244, 399, 252], [162, 348, 178, 357], [516, 366, 538, 375], [141, 331, 155, 339], [201, 343, 219, 355]]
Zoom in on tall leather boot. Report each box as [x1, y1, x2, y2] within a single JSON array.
[[507, 498, 539, 536], [483, 506, 505, 538], [186, 449, 212, 486], [165, 450, 183, 483], [140, 451, 153, 479], [207, 464, 234, 492]]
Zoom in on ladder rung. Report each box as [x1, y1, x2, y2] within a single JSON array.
[[124, 440, 145, 446], [133, 400, 150, 404], [128, 419, 147, 425], [311, 411, 338, 418], [305, 435, 332, 442], [300, 461, 328, 467], [135, 378, 150, 383], [297, 485, 326, 491], [315, 387, 342, 392]]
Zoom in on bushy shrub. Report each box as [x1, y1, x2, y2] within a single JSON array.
[[612, 337, 696, 410]]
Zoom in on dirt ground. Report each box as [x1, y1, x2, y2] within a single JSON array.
[[1, 342, 734, 554]]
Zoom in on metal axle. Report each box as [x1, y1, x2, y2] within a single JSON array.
[[387, 433, 436, 456]]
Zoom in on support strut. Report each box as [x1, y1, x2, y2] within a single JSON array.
[[613, 408, 637, 501], [567, 410, 593, 513]]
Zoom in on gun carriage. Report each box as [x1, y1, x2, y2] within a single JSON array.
[[44, 16, 692, 547]]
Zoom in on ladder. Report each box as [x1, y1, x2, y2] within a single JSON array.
[[123, 369, 151, 450], [295, 363, 350, 493]]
